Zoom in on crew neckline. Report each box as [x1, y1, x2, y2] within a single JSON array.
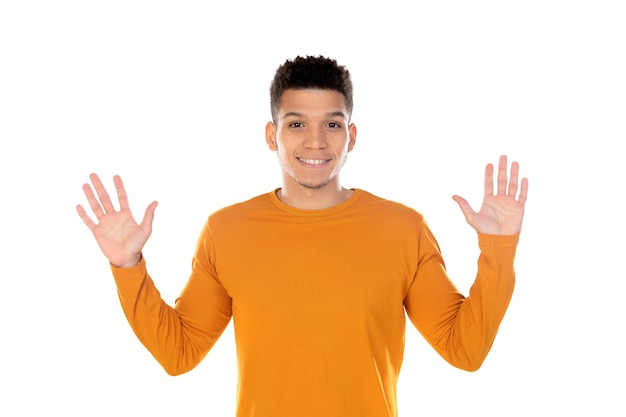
[[269, 188, 363, 216]]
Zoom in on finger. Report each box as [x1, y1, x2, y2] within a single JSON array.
[[139, 201, 159, 235], [113, 175, 130, 211], [507, 161, 520, 197], [452, 195, 475, 223], [82, 182, 105, 219], [484, 162, 494, 196], [518, 177, 529, 205], [89, 173, 116, 214], [76, 204, 96, 230], [496, 155, 508, 195]]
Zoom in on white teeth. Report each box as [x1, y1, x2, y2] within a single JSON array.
[[299, 158, 326, 165]]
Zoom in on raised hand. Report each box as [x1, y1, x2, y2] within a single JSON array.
[[76, 174, 158, 268], [452, 155, 528, 235]]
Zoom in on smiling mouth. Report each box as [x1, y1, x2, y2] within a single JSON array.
[[298, 157, 328, 165]]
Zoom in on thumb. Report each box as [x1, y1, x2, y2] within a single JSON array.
[[139, 201, 159, 235], [452, 195, 474, 223]]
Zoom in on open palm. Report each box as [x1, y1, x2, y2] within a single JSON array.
[[452, 155, 528, 235], [76, 174, 158, 268]]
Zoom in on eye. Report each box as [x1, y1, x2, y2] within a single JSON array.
[[289, 122, 303, 128], [327, 122, 341, 129]]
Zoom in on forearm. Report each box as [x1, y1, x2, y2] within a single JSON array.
[[447, 233, 518, 370], [406, 233, 518, 371], [112, 257, 230, 375]]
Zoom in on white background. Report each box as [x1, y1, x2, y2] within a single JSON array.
[[1, 1, 624, 415]]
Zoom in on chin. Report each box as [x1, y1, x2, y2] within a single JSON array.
[[297, 178, 333, 190]]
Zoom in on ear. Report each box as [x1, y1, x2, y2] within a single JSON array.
[[265, 122, 277, 151], [347, 123, 357, 152]]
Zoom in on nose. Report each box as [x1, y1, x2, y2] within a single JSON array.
[[304, 126, 327, 149]]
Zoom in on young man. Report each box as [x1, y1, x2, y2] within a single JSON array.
[[77, 56, 528, 417]]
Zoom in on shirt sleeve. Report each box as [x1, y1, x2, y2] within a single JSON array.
[[112, 221, 232, 376], [404, 224, 518, 371]]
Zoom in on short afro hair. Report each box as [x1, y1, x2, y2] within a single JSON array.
[[269, 55, 353, 122]]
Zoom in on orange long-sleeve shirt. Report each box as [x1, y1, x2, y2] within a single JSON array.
[[112, 189, 518, 417]]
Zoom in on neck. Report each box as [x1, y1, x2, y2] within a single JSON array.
[[277, 182, 353, 210]]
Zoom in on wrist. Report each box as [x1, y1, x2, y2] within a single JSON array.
[[112, 254, 142, 269]]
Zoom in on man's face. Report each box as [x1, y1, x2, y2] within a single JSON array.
[[266, 89, 356, 191]]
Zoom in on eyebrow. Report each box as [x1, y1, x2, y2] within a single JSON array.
[[282, 111, 347, 119]]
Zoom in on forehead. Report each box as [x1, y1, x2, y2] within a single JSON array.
[[277, 89, 348, 118]]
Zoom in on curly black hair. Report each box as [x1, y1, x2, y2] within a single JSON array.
[[269, 55, 353, 122]]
